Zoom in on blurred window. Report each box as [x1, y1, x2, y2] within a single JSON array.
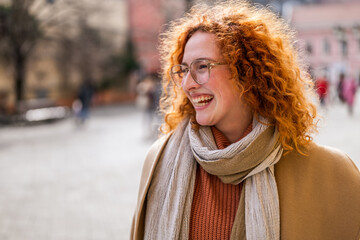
[[323, 38, 331, 55], [341, 40, 348, 57], [351, 25, 360, 52], [306, 41, 313, 55]]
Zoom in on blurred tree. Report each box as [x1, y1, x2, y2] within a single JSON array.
[[0, 0, 119, 106], [55, 18, 109, 93], [100, 36, 139, 91], [0, 0, 41, 105], [0, 0, 81, 107]]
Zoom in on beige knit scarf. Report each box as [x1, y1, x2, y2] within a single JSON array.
[[144, 117, 283, 240]]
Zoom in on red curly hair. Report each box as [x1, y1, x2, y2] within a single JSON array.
[[158, 1, 318, 153]]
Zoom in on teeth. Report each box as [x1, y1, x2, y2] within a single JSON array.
[[192, 95, 213, 104]]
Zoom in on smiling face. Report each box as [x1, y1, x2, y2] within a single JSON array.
[[182, 31, 253, 142]]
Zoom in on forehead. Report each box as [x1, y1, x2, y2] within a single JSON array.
[[182, 31, 221, 64]]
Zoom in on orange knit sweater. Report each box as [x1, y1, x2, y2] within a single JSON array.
[[189, 125, 252, 240]]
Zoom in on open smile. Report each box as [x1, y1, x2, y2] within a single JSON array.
[[192, 95, 214, 107]]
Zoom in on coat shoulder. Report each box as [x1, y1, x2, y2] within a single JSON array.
[[278, 142, 359, 178], [276, 141, 360, 197], [275, 142, 360, 240]]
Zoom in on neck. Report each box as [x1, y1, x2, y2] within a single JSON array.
[[216, 111, 253, 143]]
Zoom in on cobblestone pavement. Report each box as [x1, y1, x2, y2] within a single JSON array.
[[0, 99, 359, 240]]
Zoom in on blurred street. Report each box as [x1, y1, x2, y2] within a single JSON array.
[[0, 99, 359, 240], [0, 104, 153, 240]]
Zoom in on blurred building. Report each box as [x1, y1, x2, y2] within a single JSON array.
[[0, 0, 128, 111], [291, 1, 360, 83], [128, 0, 186, 75], [128, 0, 360, 78]]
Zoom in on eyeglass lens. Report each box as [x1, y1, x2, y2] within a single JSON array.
[[171, 59, 210, 86]]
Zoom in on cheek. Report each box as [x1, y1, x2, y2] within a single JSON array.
[[215, 82, 239, 103]]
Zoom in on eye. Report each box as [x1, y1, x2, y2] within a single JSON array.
[[193, 60, 209, 73], [198, 64, 208, 70]]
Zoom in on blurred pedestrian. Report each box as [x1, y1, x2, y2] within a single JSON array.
[[74, 80, 94, 124], [129, 69, 143, 97], [315, 73, 329, 106], [337, 73, 346, 103], [131, 2, 360, 240], [136, 75, 159, 138], [343, 75, 357, 115], [0, 91, 9, 124]]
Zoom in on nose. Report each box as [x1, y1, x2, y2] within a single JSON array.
[[182, 71, 200, 91]]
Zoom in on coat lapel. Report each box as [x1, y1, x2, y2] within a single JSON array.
[[132, 134, 171, 240]]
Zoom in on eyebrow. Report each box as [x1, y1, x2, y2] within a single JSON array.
[[181, 57, 216, 65]]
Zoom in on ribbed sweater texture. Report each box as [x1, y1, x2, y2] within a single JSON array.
[[189, 125, 252, 240]]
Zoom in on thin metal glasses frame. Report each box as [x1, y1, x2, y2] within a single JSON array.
[[170, 59, 226, 87]]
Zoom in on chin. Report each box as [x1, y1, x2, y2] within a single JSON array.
[[195, 115, 213, 126]]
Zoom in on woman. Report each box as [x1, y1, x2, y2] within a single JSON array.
[[131, 2, 360, 240]]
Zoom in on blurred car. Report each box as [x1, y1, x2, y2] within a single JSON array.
[[16, 98, 70, 123]]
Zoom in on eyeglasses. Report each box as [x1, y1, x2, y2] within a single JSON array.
[[170, 59, 226, 87]]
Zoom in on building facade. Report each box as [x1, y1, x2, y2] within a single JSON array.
[[128, 0, 186, 75], [291, 1, 360, 84]]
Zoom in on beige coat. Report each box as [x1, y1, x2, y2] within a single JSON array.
[[131, 134, 360, 240]]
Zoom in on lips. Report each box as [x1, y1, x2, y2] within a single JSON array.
[[192, 95, 214, 107]]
